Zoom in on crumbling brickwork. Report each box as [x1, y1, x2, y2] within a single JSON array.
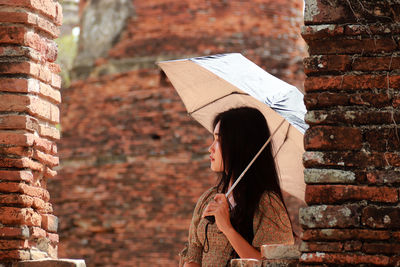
[[301, 0, 400, 265], [48, 0, 306, 266], [0, 0, 62, 264]]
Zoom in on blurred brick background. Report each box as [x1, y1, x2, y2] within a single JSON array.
[[48, 0, 306, 266]]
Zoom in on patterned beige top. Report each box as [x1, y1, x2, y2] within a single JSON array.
[[180, 187, 294, 267]]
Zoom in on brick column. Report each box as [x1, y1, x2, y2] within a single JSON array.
[[300, 0, 400, 266], [0, 0, 63, 264]]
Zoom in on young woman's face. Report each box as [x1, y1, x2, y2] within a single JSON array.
[[208, 121, 224, 172]]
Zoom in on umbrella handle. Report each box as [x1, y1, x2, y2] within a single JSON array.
[[225, 119, 286, 198]]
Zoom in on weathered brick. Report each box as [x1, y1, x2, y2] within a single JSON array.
[[364, 127, 400, 152], [300, 252, 390, 265], [366, 171, 400, 185], [0, 194, 34, 208], [0, 240, 29, 250], [307, 37, 397, 54], [0, 11, 59, 38], [0, 114, 39, 132], [304, 0, 400, 24], [343, 240, 362, 251], [303, 151, 390, 168], [304, 126, 362, 151], [300, 205, 360, 229], [0, 170, 33, 182], [0, 0, 62, 25], [304, 168, 356, 184], [303, 55, 350, 74], [0, 207, 41, 227], [0, 94, 59, 123], [0, 226, 30, 239], [0, 157, 44, 171], [361, 206, 400, 229], [306, 185, 398, 204], [0, 146, 33, 157], [363, 242, 400, 254], [41, 214, 58, 233], [305, 109, 400, 126], [0, 250, 30, 261], [0, 182, 49, 201], [302, 229, 391, 242], [305, 75, 388, 92], [0, 132, 35, 146], [39, 124, 60, 140], [300, 241, 342, 252], [33, 149, 59, 167], [29, 226, 46, 239]]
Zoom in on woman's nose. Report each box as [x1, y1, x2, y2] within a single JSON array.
[[208, 141, 215, 152]]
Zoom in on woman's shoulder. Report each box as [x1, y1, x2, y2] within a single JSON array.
[[193, 186, 218, 214], [258, 190, 286, 214]]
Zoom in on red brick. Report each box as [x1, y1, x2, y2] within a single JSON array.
[[0, 207, 41, 227], [304, 126, 362, 151], [304, 92, 349, 109], [361, 206, 400, 229], [363, 242, 400, 254], [30, 226, 46, 239], [33, 135, 56, 155], [302, 229, 391, 241], [300, 252, 390, 265], [0, 182, 49, 201], [306, 185, 398, 204], [0, 157, 44, 171], [0, 239, 29, 250], [0, 226, 30, 239], [300, 241, 343, 252], [365, 128, 400, 152], [41, 214, 58, 233], [0, 94, 31, 113], [0, 25, 27, 44], [39, 124, 60, 140], [0, 114, 39, 131], [0, 250, 30, 261], [352, 56, 400, 71], [302, 25, 345, 40], [0, 45, 41, 61], [39, 81, 61, 104], [305, 75, 388, 92], [366, 171, 400, 185], [343, 241, 362, 251], [308, 38, 397, 54], [304, 0, 400, 24], [0, 194, 34, 208], [0, 146, 33, 157], [0, 0, 62, 25], [31, 197, 47, 212], [0, 170, 33, 182], [47, 232, 59, 244], [33, 149, 59, 167], [44, 167, 57, 179], [303, 55, 350, 74], [0, 132, 35, 146]]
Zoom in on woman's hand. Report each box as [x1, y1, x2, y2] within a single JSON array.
[[202, 194, 233, 234]]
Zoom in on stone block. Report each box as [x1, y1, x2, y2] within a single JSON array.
[[14, 259, 86, 267], [261, 244, 300, 260]]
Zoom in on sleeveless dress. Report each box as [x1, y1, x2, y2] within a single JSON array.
[[179, 187, 294, 267]]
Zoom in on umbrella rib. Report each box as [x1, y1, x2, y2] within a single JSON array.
[[188, 92, 247, 115]]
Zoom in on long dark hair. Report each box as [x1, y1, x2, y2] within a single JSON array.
[[213, 107, 288, 245]]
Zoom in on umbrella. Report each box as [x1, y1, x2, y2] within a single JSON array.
[[157, 53, 307, 236]]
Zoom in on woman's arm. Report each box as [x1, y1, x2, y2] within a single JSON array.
[[202, 194, 261, 260]]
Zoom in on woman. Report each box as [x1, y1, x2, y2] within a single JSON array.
[[180, 107, 294, 267]]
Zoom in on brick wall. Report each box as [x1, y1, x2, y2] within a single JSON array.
[[48, 0, 307, 266], [300, 0, 400, 265], [0, 0, 62, 264]]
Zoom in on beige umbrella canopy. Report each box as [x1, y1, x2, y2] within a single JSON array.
[[158, 53, 307, 236]]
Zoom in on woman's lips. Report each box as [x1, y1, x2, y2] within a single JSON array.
[[210, 155, 214, 161]]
